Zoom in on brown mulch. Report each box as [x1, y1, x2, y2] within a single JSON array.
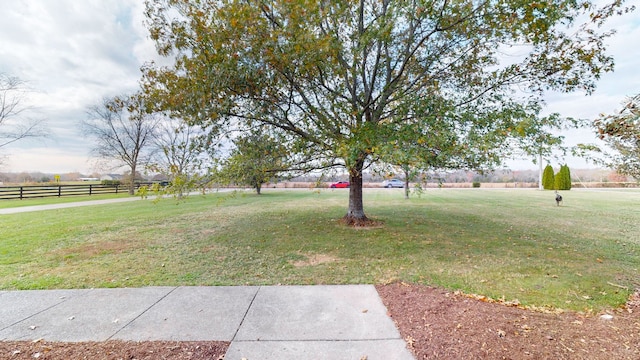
[[1, 283, 639, 359], [377, 283, 640, 360], [0, 341, 227, 359]]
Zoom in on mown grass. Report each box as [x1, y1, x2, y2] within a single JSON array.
[[0, 188, 638, 312]]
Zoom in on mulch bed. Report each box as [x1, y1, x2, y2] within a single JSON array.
[[377, 283, 640, 360], [1, 283, 638, 359], [0, 341, 227, 359]]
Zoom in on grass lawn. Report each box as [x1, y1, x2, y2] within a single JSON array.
[[0, 188, 638, 312]]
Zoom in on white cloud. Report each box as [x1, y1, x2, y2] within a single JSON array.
[[1, 147, 91, 174], [0, 0, 156, 174]]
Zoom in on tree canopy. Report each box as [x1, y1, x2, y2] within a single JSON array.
[[594, 94, 640, 180], [83, 95, 160, 194], [148, 116, 216, 198], [215, 128, 288, 194], [142, 0, 632, 224], [0, 74, 47, 159]]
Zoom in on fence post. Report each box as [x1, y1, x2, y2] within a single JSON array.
[[58, 186, 62, 197], [20, 186, 23, 200], [89, 184, 93, 196]]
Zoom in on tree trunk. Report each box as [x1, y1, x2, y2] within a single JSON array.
[[343, 159, 369, 226], [538, 152, 543, 191], [128, 164, 136, 195], [255, 183, 262, 195], [403, 168, 410, 200]]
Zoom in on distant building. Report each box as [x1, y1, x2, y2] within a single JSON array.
[[100, 174, 123, 181], [150, 174, 170, 182]]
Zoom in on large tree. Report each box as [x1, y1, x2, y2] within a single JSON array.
[[151, 116, 211, 197], [215, 128, 288, 194], [142, 0, 630, 224], [0, 74, 47, 160], [83, 95, 160, 195], [594, 94, 640, 180]]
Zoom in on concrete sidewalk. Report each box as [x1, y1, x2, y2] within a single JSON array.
[[0, 285, 415, 359], [0, 197, 142, 214]]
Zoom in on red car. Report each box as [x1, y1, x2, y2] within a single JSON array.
[[330, 181, 350, 188]]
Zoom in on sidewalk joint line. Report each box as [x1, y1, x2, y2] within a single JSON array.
[[0, 289, 93, 332], [106, 286, 179, 341], [230, 285, 261, 342]]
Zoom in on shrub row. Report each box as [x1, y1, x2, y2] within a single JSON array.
[[542, 164, 571, 190]]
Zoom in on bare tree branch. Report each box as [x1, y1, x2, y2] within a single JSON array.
[[0, 74, 47, 151]]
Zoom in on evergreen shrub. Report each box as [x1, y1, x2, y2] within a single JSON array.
[[542, 164, 555, 190]]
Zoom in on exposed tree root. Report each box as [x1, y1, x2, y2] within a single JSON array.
[[339, 215, 384, 228]]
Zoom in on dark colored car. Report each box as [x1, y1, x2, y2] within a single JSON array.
[[330, 181, 350, 188]]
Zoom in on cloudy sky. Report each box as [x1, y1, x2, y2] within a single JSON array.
[[0, 0, 155, 174], [0, 0, 639, 174]]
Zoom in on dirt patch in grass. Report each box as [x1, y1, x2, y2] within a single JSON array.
[[54, 240, 137, 259], [291, 253, 339, 267], [377, 283, 640, 360]]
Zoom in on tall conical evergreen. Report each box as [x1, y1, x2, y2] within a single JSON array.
[[542, 164, 555, 190], [560, 164, 572, 190], [554, 168, 563, 190], [553, 164, 572, 190]]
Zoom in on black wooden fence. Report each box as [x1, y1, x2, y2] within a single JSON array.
[[0, 184, 125, 200]]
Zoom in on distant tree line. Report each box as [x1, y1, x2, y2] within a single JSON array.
[[0, 171, 91, 184], [0, 167, 632, 187]]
